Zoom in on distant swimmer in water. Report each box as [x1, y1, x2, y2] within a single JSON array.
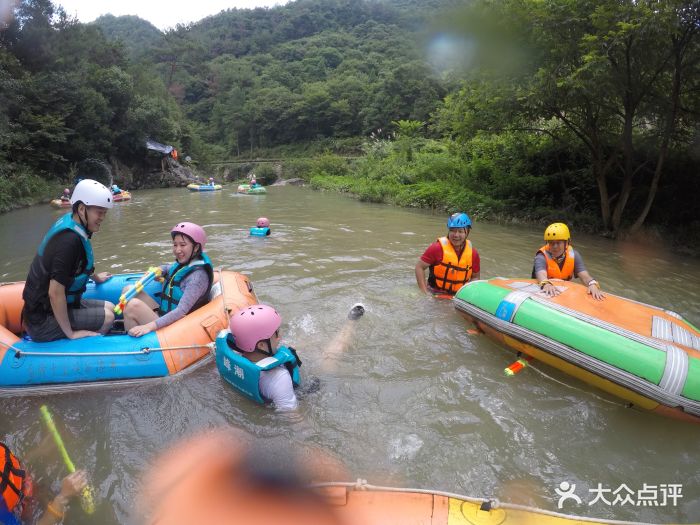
[[250, 217, 271, 237]]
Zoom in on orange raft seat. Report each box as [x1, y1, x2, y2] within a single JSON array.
[[0, 270, 257, 396]]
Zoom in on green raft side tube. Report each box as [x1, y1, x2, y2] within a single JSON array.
[[515, 299, 665, 384], [684, 358, 700, 400], [455, 281, 700, 403]]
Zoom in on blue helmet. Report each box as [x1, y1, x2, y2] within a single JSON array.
[[447, 212, 471, 229]]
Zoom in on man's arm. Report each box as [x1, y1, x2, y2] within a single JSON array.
[[415, 259, 430, 293], [92, 271, 112, 284], [534, 261, 560, 297], [577, 270, 605, 300]]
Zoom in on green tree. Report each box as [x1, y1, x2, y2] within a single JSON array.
[[392, 119, 424, 161], [436, 0, 700, 236]]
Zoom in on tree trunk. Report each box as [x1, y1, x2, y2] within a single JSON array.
[[594, 158, 612, 230], [629, 32, 688, 234], [610, 110, 636, 235], [168, 61, 176, 87]]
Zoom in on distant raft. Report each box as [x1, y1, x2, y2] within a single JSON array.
[[113, 190, 131, 202], [453, 278, 700, 424], [188, 183, 222, 192], [49, 199, 72, 208], [237, 184, 267, 195], [0, 270, 257, 396]]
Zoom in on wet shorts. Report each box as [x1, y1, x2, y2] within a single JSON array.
[[25, 299, 107, 342]]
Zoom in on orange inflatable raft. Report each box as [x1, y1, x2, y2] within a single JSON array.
[[310, 482, 668, 525], [0, 269, 257, 395], [454, 278, 700, 424]]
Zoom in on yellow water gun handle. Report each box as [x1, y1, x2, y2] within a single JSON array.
[[39, 405, 96, 514], [113, 267, 162, 314]]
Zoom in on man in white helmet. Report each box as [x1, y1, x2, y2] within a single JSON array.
[[22, 179, 116, 341]]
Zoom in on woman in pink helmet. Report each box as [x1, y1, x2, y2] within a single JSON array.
[[123, 222, 214, 337], [219, 302, 365, 411]]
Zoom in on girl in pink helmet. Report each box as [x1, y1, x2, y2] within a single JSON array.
[[217, 303, 365, 411], [250, 217, 271, 237], [123, 222, 214, 337]]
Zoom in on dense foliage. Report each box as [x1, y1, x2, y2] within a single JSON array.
[[0, 0, 188, 193], [1, 0, 698, 241], [433, 0, 700, 236]]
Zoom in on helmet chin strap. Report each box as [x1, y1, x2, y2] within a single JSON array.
[[184, 244, 201, 266], [258, 339, 274, 356], [77, 204, 93, 238]]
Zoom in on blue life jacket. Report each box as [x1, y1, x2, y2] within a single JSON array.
[[215, 331, 301, 404], [34, 213, 94, 306], [0, 500, 20, 525], [158, 253, 214, 315], [249, 227, 270, 237]]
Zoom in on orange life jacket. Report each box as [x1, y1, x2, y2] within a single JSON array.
[[0, 443, 26, 514], [429, 237, 473, 294], [537, 244, 575, 280]]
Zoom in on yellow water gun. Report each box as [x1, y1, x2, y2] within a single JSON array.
[[113, 266, 163, 315], [39, 405, 96, 514]]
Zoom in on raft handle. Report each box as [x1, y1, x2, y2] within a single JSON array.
[[479, 500, 493, 511]]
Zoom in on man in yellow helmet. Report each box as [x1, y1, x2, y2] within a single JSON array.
[[532, 223, 604, 300]]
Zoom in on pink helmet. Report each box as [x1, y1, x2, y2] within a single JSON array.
[[228, 305, 281, 353], [171, 222, 207, 250], [256, 217, 270, 228], [63, 188, 70, 194]]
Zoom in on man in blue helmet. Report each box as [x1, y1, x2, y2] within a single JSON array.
[[415, 212, 480, 295]]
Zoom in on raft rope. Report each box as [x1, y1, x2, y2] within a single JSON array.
[[309, 480, 660, 525], [6, 342, 215, 358], [0, 356, 213, 397]]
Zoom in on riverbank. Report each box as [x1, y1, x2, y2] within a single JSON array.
[[4, 151, 697, 258], [0, 171, 63, 214], [0, 158, 200, 214], [274, 149, 697, 258]]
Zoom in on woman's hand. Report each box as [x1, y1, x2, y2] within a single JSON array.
[[129, 321, 156, 337]]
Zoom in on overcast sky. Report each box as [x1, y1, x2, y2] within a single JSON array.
[[55, 0, 291, 31]]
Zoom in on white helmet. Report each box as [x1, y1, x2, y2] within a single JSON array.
[[70, 179, 113, 208]]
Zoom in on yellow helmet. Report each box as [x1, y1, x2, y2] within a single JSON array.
[[544, 222, 570, 242]]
